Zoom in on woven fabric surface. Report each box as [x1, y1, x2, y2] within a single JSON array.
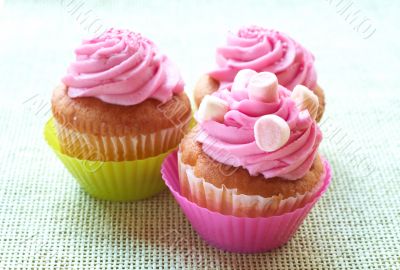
[[0, 0, 399, 269]]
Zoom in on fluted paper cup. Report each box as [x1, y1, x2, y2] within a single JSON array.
[[161, 151, 332, 253], [45, 119, 173, 201], [178, 151, 325, 217]]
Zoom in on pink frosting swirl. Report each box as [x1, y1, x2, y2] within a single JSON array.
[[209, 26, 317, 91], [195, 86, 322, 180], [62, 28, 184, 106]]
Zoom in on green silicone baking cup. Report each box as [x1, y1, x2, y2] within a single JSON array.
[[44, 118, 171, 201]]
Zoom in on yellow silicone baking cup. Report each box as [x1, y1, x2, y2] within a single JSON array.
[[44, 118, 172, 201]]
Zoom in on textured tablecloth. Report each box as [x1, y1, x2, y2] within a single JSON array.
[[0, 0, 399, 269]]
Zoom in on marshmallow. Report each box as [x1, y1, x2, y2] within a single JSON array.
[[231, 69, 257, 92], [254, 115, 290, 152], [197, 95, 229, 123], [248, 72, 279, 103], [291, 85, 319, 119]]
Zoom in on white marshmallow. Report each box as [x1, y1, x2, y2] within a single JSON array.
[[248, 72, 279, 103], [291, 85, 319, 119], [231, 69, 258, 92], [254, 115, 290, 152], [197, 95, 229, 123]]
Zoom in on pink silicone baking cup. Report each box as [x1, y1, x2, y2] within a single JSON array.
[[161, 151, 332, 253]]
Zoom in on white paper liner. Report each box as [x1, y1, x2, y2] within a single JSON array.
[[54, 118, 190, 161], [178, 151, 325, 217]]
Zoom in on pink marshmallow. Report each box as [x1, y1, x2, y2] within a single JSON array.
[[197, 95, 229, 123], [291, 85, 319, 119], [231, 69, 257, 92], [248, 72, 279, 103], [254, 115, 290, 152]]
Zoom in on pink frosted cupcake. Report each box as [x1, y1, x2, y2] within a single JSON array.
[[47, 28, 192, 201], [162, 71, 331, 252], [194, 25, 325, 121]]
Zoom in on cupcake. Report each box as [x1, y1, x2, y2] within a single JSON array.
[[194, 25, 325, 121], [162, 71, 331, 252], [47, 28, 192, 201]]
